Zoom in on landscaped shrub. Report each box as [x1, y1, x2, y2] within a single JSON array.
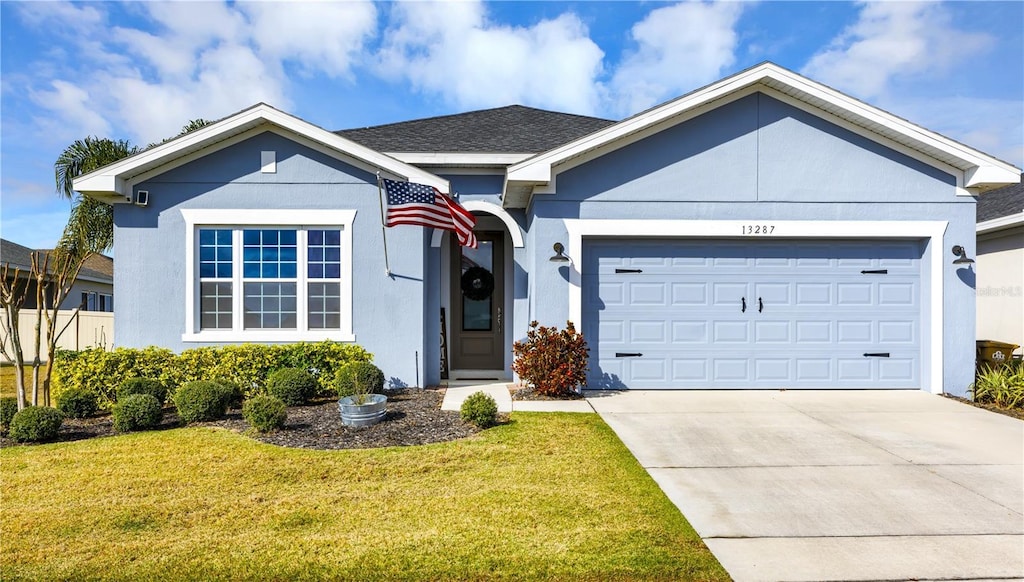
[[460, 391, 498, 428], [56, 387, 99, 419], [213, 377, 245, 409], [0, 397, 19, 436], [54, 342, 373, 406], [512, 320, 589, 398], [52, 347, 176, 410], [116, 378, 168, 405], [335, 362, 385, 399], [173, 381, 229, 423], [243, 395, 287, 432], [971, 364, 1024, 409], [8, 406, 64, 443], [267, 368, 316, 406], [112, 394, 163, 432]]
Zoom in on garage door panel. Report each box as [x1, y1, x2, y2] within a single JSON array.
[[583, 239, 923, 389]]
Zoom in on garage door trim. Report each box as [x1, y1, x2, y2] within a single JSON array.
[[564, 219, 948, 393]]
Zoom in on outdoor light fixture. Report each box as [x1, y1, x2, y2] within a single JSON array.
[[951, 245, 975, 265], [550, 242, 570, 263]]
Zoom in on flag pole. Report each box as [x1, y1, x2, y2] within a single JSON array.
[[376, 172, 391, 276]]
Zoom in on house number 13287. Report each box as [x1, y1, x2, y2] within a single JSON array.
[[742, 225, 775, 235]]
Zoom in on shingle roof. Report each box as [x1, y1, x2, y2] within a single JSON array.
[[1, 239, 113, 283], [977, 173, 1024, 222], [336, 105, 615, 153]]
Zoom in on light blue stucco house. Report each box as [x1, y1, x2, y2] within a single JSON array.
[[74, 63, 1020, 396]]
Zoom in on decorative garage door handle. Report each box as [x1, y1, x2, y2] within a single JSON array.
[[615, 352, 643, 357], [863, 352, 891, 357], [741, 297, 746, 313], [861, 269, 888, 274], [758, 297, 763, 313], [615, 268, 643, 273]]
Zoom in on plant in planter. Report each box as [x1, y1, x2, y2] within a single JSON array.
[[512, 320, 589, 398], [336, 363, 387, 427]]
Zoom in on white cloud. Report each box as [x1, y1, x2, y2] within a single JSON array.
[[377, 1, 604, 115], [609, 1, 746, 115], [803, 1, 993, 99], [30, 80, 112, 140]]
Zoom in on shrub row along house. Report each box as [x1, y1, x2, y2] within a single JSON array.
[[72, 63, 1020, 396]]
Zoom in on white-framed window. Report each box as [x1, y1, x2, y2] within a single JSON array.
[[182, 209, 357, 342], [80, 292, 113, 312]]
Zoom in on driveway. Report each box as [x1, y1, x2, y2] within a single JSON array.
[[587, 390, 1024, 582]]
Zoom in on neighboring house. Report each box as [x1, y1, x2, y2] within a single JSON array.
[[0, 238, 114, 311], [72, 63, 1021, 396], [975, 174, 1024, 354]]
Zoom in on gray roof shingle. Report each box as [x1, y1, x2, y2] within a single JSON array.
[[977, 173, 1024, 222], [1, 238, 112, 283], [336, 104, 615, 153]]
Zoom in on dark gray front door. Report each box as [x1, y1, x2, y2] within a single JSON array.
[[451, 232, 504, 370]]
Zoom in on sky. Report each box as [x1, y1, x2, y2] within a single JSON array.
[[2, 0, 1022, 251]]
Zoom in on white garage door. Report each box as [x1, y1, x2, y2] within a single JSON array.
[[582, 239, 924, 389]]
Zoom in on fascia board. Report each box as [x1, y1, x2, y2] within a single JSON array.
[[977, 212, 1024, 234], [73, 103, 450, 198], [506, 62, 1020, 189]]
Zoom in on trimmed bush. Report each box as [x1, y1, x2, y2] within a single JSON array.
[[112, 394, 163, 432], [971, 364, 1024, 409], [266, 368, 316, 406], [56, 387, 99, 419], [512, 320, 589, 398], [116, 378, 168, 405], [460, 391, 498, 429], [8, 406, 64, 443], [213, 377, 245, 409], [53, 342, 373, 407], [243, 395, 287, 432], [1, 397, 19, 436], [173, 381, 229, 423], [336, 362, 385, 399]]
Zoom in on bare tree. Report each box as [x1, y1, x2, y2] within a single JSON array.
[[0, 263, 31, 408]]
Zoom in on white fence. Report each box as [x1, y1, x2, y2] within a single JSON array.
[[1, 309, 113, 363]]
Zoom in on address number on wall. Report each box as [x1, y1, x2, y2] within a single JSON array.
[[741, 225, 776, 235]]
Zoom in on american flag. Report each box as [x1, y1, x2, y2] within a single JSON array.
[[382, 178, 478, 248]]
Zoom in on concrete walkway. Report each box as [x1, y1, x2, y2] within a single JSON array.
[[439, 381, 594, 413], [587, 390, 1024, 582]]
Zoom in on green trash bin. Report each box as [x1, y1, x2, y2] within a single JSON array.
[[976, 340, 1020, 368]]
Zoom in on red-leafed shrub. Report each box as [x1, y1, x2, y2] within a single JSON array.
[[512, 320, 589, 398]]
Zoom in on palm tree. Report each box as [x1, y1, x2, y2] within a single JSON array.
[[54, 120, 214, 255]]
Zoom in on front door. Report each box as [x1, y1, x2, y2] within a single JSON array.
[[451, 232, 505, 370]]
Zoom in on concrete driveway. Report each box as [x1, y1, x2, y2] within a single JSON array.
[[587, 390, 1024, 582]]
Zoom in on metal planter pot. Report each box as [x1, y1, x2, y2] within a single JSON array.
[[338, 394, 387, 427]]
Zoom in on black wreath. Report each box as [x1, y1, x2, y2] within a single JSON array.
[[461, 267, 495, 301]]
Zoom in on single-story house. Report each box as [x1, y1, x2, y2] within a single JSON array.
[[0, 238, 114, 312], [975, 174, 1023, 355], [72, 63, 1021, 396]]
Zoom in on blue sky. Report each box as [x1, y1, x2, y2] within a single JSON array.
[[2, 1, 1022, 251]]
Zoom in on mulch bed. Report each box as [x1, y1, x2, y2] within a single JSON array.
[[942, 394, 1024, 420], [0, 388, 479, 450]]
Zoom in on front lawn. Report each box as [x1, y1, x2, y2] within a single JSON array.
[[0, 413, 727, 581]]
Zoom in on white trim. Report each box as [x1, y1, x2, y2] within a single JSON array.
[[181, 208, 357, 343], [977, 212, 1024, 235], [430, 201, 524, 247], [75, 103, 449, 198], [563, 219, 948, 394], [506, 63, 1019, 201]]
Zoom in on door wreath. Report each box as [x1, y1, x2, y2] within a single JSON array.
[[461, 267, 495, 301]]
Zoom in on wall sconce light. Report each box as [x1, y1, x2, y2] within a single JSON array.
[[549, 242, 570, 263], [951, 245, 975, 265]]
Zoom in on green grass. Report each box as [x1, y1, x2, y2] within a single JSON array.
[[1, 365, 36, 398], [0, 413, 727, 581]]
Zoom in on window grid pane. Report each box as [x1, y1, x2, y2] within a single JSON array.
[[200, 282, 233, 329], [243, 283, 297, 329], [199, 228, 233, 279], [308, 282, 341, 329], [243, 229, 297, 279], [307, 229, 342, 279]]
